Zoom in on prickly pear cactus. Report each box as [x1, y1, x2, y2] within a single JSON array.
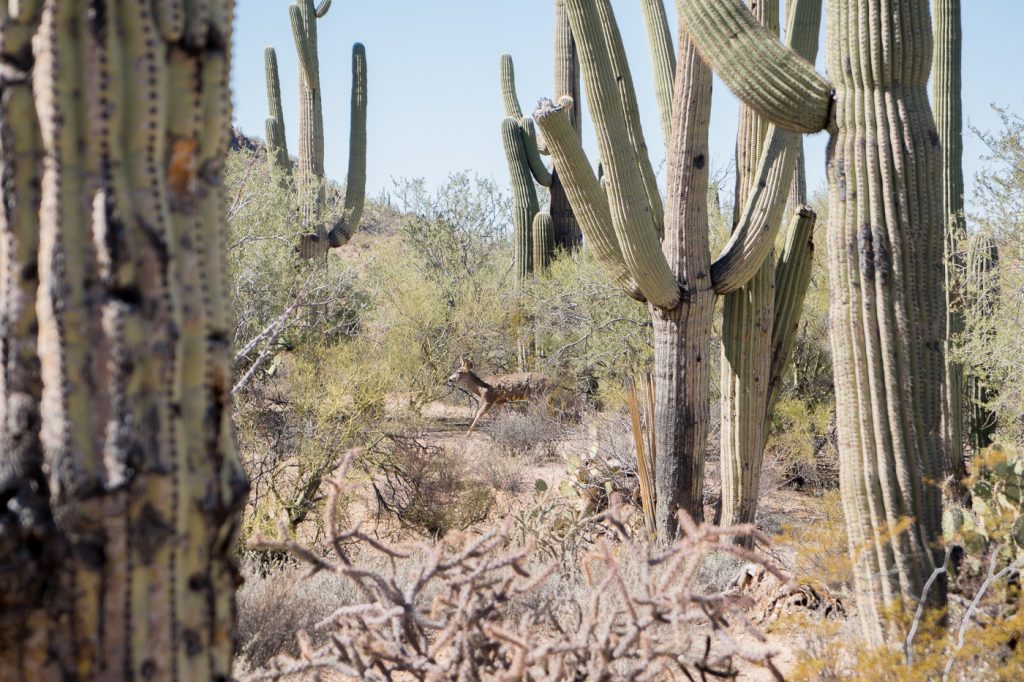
[[956, 447, 1024, 562]]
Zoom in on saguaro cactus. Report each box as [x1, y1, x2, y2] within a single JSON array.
[[500, 113, 542, 282], [933, 0, 967, 483], [717, 0, 821, 545], [501, 0, 585, 267], [535, 0, 816, 539], [500, 54, 553, 280], [0, 1, 247, 678], [267, 0, 367, 257], [265, 47, 291, 174], [965, 234, 1000, 451], [680, 0, 949, 642]]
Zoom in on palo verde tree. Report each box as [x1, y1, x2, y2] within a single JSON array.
[[264, 0, 367, 259], [535, 0, 817, 540], [0, 0, 247, 678], [679, 0, 949, 643]]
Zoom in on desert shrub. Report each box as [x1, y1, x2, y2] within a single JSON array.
[[561, 411, 645, 513], [484, 401, 563, 458], [236, 340, 392, 546], [235, 562, 359, 673], [244, 455, 792, 682], [959, 107, 1024, 448], [474, 450, 532, 495], [774, 490, 852, 590], [524, 249, 652, 411], [368, 435, 495, 537], [765, 396, 839, 491]]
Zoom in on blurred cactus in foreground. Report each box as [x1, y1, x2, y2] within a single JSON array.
[[0, 1, 247, 678]]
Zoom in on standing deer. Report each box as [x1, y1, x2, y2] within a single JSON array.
[[445, 358, 549, 435]]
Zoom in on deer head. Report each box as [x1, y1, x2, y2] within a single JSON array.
[[445, 357, 477, 388]]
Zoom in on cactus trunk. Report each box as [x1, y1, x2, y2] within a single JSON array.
[[718, 0, 778, 537], [933, 0, 967, 482], [651, 29, 716, 532], [679, 0, 949, 639], [0, 1, 247, 677], [825, 0, 947, 641], [550, 0, 583, 251]]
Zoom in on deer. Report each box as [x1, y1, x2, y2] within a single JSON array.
[[445, 357, 549, 435]]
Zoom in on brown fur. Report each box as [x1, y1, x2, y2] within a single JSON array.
[[446, 358, 548, 434]]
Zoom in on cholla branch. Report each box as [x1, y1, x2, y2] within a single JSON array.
[[245, 454, 789, 681]]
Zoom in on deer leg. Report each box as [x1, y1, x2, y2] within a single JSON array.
[[467, 400, 493, 435]]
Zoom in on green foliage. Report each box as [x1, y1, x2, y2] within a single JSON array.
[[953, 446, 1024, 562], [959, 108, 1024, 448]]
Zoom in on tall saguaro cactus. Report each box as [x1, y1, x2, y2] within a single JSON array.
[[501, 0, 584, 276], [535, 0, 816, 539], [933, 0, 967, 479], [717, 0, 822, 544], [680, 0, 949, 642], [266, 0, 367, 257], [500, 54, 555, 280], [0, 1, 247, 678], [718, 0, 780, 538]]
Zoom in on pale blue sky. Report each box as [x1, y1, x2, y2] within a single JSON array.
[[233, 1, 1023, 210]]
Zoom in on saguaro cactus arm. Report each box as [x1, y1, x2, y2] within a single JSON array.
[[532, 212, 555, 274], [592, 0, 664, 231], [327, 43, 368, 247], [676, 0, 832, 133], [521, 117, 554, 187], [502, 117, 541, 282], [500, 53, 554, 189], [500, 53, 525, 120], [264, 46, 290, 171], [535, 100, 644, 300], [639, 0, 677, 146], [707, 0, 821, 294], [561, 0, 679, 308], [765, 206, 817, 422], [710, 126, 799, 293]]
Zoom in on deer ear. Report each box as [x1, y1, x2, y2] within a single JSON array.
[[464, 358, 474, 370], [459, 356, 467, 368]]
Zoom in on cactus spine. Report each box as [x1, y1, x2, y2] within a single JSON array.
[[0, 1, 247, 677], [268, 0, 367, 257], [933, 0, 967, 481], [966, 235, 999, 451], [536, 0, 814, 538], [681, 0, 949, 641]]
